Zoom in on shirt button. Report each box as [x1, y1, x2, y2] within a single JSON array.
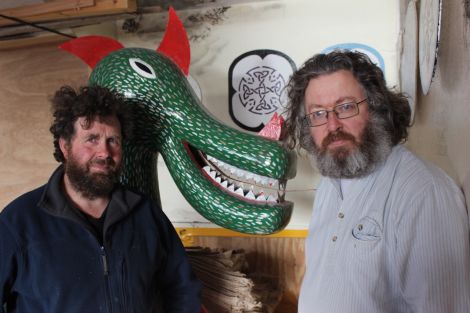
[[338, 212, 344, 218], [332, 235, 338, 242]]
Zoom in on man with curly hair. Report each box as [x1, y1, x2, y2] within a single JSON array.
[[0, 85, 201, 313], [284, 51, 470, 312]]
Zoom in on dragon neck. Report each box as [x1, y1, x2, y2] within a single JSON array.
[[120, 144, 161, 207]]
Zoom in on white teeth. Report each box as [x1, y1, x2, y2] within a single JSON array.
[[245, 190, 256, 200], [256, 194, 266, 201], [203, 154, 286, 204], [235, 187, 244, 196], [203, 165, 217, 179], [267, 194, 278, 203]]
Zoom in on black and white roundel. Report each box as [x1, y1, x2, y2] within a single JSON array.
[[229, 50, 296, 132]]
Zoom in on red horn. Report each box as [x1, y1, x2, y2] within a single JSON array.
[[157, 7, 190, 76], [59, 35, 124, 68]]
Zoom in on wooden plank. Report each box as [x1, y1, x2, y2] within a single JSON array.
[[192, 236, 305, 313], [0, 32, 71, 50], [0, 13, 136, 37], [0, 43, 89, 210], [0, 0, 137, 27], [0, 0, 94, 18]]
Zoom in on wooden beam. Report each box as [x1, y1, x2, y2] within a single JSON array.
[[0, 32, 70, 50], [0, 0, 137, 27], [0, 0, 95, 19], [0, 13, 136, 38]]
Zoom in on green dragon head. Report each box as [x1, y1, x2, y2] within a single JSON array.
[[60, 8, 296, 234]]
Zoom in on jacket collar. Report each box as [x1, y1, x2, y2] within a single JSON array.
[[38, 165, 143, 231]]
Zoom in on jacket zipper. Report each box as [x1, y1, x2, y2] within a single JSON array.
[[101, 246, 112, 313], [101, 246, 109, 275]]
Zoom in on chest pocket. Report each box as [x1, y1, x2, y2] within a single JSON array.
[[352, 216, 382, 241]]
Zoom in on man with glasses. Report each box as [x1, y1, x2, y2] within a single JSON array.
[[284, 50, 470, 312]]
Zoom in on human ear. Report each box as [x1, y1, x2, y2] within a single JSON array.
[[59, 137, 69, 160]]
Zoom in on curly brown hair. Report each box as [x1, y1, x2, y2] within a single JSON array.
[[49, 85, 133, 162], [283, 50, 410, 152]]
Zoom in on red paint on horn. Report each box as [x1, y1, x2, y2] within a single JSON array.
[[157, 6, 190, 76], [59, 35, 124, 68]]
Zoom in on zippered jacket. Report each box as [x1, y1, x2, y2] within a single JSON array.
[[0, 166, 201, 313]]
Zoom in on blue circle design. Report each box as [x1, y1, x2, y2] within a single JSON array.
[[322, 43, 385, 74]]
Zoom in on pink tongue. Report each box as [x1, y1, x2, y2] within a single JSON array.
[[258, 112, 285, 141]]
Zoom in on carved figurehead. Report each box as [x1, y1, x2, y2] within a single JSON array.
[[60, 8, 296, 234]]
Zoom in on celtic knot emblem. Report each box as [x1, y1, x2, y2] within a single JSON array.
[[229, 50, 296, 132], [238, 66, 284, 115]]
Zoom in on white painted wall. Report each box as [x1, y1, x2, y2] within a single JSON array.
[[117, 0, 401, 229], [405, 0, 470, 208]]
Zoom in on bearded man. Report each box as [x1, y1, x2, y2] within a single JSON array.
[[0, 85, 201, 313], [284, 51, 470, 313]]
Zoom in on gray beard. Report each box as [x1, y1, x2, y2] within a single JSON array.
[[310, 115, 393, 179]]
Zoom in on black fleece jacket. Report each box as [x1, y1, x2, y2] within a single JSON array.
[[0, 166, 201, 313]]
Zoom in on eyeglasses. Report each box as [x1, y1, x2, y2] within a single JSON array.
[[303, 98, 368, 127]]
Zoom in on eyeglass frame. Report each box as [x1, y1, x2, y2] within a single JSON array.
[[303, 98, 368, 127]]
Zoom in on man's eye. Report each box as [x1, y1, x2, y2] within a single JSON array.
[[108, 138, 121, 145], [338, 103, 355, 112], [312, 111, 326, 119]]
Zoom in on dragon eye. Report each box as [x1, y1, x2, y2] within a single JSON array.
[[129, 58, 156, 79]]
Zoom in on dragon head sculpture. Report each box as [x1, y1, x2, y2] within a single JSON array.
[[60, 8, 296, 234]]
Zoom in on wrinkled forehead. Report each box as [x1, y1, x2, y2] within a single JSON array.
[[304, 70, 366, 106]]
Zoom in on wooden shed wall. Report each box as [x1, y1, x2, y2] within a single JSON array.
[[0, 43, 88, 208]]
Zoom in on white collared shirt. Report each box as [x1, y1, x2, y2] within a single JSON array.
[[299, 145, 470, 313]]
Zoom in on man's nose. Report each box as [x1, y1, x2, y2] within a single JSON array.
[[326, 111, 342, 132], [96, 141, 112, 157]]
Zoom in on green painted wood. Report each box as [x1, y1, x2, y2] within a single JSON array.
[[89, 47, 296, 234]]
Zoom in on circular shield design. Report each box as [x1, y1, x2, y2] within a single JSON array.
[[229, 50, 296, 132]]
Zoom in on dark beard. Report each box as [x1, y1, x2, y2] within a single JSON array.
[[65, 155, 121, 200], [311, 115, 393, 178]]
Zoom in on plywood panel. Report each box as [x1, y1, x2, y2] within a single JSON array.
[[0, 0, 137, 26], [193, 236, 305, 312], [0, 0, 94, 19], [0, 43, 89, 209]]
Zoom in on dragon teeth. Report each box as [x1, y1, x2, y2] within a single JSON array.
[[202, 165, 281, 204], [235, 187, 244, 196], [245, 190, 256, 200], [267, 194, 278, 202], [256, 194, 266, 201], [206, 154, 280, 188]]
